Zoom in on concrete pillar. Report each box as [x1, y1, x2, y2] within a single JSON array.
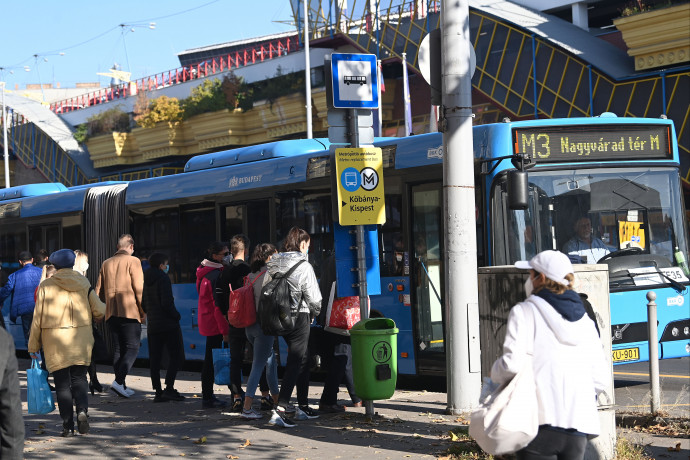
[[572, 2, 589, 31]]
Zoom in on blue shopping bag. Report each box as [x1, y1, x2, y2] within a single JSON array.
[[212, 342, 230, 385], [27, 358, 55, 414]]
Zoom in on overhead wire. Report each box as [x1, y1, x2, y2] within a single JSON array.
[[5, 0, 221, 74]]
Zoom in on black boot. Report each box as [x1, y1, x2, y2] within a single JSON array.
[[88, 362, 103, 394]]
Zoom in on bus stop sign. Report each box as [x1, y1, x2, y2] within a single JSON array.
[[335, 147, 386, 226], [331, 53, 379, 109]]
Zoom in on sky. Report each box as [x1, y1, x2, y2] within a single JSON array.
[[1, 0, 298, 90]]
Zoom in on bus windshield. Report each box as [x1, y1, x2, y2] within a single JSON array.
[[495, 167, 688, 276]]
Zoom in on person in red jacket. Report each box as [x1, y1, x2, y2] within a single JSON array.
[[196, 241, 231, 409]]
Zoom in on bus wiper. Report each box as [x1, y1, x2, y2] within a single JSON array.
[[627, 269, 686, 293]]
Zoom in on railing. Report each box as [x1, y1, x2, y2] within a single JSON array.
[[50, 35, 300, 114]]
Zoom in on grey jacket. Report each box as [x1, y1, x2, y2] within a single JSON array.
[[264, 252, 322, 317]]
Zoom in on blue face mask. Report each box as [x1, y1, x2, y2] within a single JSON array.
[[163, 264, 169, 274]]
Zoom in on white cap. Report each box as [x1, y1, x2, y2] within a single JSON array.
[[515, 250, 573, 286]]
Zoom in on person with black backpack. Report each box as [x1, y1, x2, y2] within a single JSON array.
[[262, 227, 322, 428], [196, 241, 231, 409]]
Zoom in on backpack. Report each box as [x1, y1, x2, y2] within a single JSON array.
[[227, 271, 265, 328], [258, 260, 305, 336]]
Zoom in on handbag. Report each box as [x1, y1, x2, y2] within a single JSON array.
[[27, 358, 55, 414], [211, 342, 231, 385], [323, 282, 369, 331], [469, 305, 538, 455]]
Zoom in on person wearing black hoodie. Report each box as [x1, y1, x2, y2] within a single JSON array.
[[142, 253, 185, 403]]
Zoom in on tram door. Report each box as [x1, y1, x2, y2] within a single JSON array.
[[410, 183, 445, 373]]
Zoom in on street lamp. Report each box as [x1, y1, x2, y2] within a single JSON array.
[[118, 22, 156, 74], [1, 81, 9, 188], [31, 52, 64, 102], [0, 67, 13, 188]]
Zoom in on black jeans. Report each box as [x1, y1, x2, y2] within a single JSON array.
[[53, 365, 88, 426], [320, 333, 360, 405], [107, 317, 142, 385], [517, 426, 588, 460], [277, 313, 311, 408], [227, 326, 246, 399], [201, 334, 223, 400], [148, 326, 184, 392]]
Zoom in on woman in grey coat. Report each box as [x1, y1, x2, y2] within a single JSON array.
[[265, 227, 322, 428]]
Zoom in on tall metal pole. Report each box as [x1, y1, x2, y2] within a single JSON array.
[[304, 0, 313, 139], [1, 82, 10, 188], [441, 0, 482, 413]]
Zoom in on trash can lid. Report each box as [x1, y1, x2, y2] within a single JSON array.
[[350, 317, 398, 333]]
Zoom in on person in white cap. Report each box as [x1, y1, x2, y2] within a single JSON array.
[[490, 250, 608, 459]]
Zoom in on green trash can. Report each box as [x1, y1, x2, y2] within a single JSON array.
[[350, 318, 399, 400]]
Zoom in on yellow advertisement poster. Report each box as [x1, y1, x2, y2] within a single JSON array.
[[335, 147, 386, 225], [619, 221, 645, 249]]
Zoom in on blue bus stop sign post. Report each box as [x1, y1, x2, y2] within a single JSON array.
[[334, 223, 381, 298], [326, 54, 382, 416]]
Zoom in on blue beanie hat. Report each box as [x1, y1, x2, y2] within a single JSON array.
[[49, 249, 76, 269]]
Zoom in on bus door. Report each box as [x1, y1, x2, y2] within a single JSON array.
[[220, 200, 271, 255], [28, 223, 60, 259], [410, 183, 445, 373]]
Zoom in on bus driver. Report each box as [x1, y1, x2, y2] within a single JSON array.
[[563, 216, 611, 264]]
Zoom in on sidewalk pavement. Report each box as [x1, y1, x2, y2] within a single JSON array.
[[18, 359, 689, 459]]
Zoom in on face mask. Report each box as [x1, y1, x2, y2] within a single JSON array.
[[82, 263, 89, 272], [163, 264, 169, 274], [524, 276, 534, 297], [222, 254, 232, 265]]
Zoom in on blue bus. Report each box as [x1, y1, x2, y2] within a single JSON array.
[[1, 113, 687, 374]]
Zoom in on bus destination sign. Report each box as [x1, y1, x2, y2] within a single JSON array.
[[513, 124, 671, 163]]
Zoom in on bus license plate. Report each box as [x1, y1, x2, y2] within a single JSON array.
[[612, 347, 640, 362]]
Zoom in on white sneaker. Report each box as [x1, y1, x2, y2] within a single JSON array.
[[123, 385, 135, 396], [111, 380, 130, 398], [268, 409, 296, 428], [241, 408, 263, 420]]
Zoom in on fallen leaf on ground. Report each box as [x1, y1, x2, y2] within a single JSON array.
[[193, 436, 207, 444], [240, 439, 251, 448], [180, 436, 190, 440], [226, 456, 239, 459]]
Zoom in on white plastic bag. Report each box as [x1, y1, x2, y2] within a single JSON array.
[[469, 357, 538, 455]]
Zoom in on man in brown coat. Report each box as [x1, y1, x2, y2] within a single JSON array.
[[95, 234, 145, 398]]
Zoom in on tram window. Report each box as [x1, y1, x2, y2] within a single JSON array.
[[180, 204, 216, 283], [28, 224, 60, 259], [380, 194, 405, 277], [222, 205, 244, 239], [0, 223, 27, 273], [131, 206, 183, 282], [275, 190, 332, 277], [62, 216, 81, 253], [220, 201, 270, 255]]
